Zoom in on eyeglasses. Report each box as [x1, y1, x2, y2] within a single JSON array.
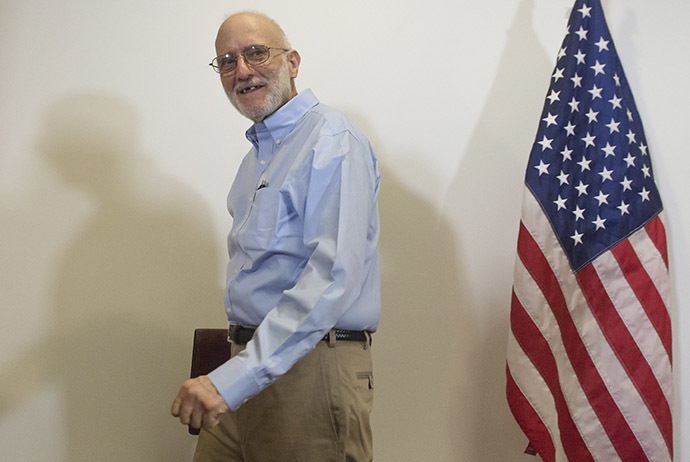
[[209, 45, 289, 74]]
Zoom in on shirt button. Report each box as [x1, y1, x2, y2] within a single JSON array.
[[275, 139, 281, 145], [260, 160, 266, 165], [231, 232, 237, 237]]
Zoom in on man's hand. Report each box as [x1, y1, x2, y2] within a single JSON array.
[[171, 375, 229, 429]]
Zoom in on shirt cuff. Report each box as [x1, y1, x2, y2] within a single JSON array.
[[207, 357, 263, 411]]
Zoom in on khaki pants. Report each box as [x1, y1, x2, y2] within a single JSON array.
[[193, 334, 374, 462]]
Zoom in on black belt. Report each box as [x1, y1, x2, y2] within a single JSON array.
[[228, 324, 369, 345]]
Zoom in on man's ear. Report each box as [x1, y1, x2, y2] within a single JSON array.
[[287, 49, 301, 79]]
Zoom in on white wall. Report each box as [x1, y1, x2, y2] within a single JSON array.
[[1, 1, 687, 460]]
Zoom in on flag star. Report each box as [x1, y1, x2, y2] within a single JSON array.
[[602, 142, 617, 157], [626, 129, 637, 144], [575, 181, 590, 196], [557, 170, 570, 185], [594, 190, 609, 205], [569, 97, 581, 112], [577, 156, 592, 172], [557, 46, 567, 60], [543, 112, 558, 127], [592, 215, 607, 230], [560, 146, 574, 161], [574, 50, 587, 64], [588, 84, 603, 100], [582, 132, 596, 147], [535, 159, 550, 175], [595, 37, 610, 52], [618, 201, 630, 216], [578, 4, 592, 18], [639, 187, 651, 202], [554, 195, 568, 210], [591, 60, 606, 76], [627, 109, 634, 121], [575, 26, 589, 41], [614, 73, 621, 87], [573, 205, 586, 220], [571, 230, 584, 246], [606, 118, 620, 133], [547, 89, 561, 104], [609, 95, 623, 109], [585, 108, 599, 123], [639, 143, 648, 155], [620, 176, 633, 191], [641, 165, 651, 178], [552, 67, 565, 82], [564, 121, 577, 136], [624, 153, 636, 168], [538, 135, 554, 151], [571, 73, 583, 88], [598, 166, 614, 182]]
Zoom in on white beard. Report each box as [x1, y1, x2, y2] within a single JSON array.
[[228, 60, 293, 123]]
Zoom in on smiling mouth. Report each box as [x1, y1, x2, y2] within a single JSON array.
[[238, 85, 265, 94]]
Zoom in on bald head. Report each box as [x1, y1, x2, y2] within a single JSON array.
[[215, 12, 291, 55]]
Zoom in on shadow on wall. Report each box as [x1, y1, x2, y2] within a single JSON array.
[[443, 0, 555, 459], [0, 93, 223, 461]]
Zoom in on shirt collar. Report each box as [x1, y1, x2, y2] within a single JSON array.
[[245, 89, 319, 150]]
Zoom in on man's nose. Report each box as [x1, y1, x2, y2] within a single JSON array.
[[234, 55, 253, 79]]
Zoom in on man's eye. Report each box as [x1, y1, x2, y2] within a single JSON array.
[[219, 55, 237, 68], [245, 47, 268, 61]]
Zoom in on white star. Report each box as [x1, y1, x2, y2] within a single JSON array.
[[594, 190, 609, 205], [627, 109, 634, 121], [569, 97, 580, 112], [592, 215, 607, 230], [578, 156, 592, 172], [588, 85, 603, 100], [606, 118, 620, 134], [571, 230, 584, 246], [560, 146, 574, 161], [557, 170, 570, 185], [575, 26, 589, 41], [582, 132, 596, 147], [547, 89, 561, 104], [598, 166, 614, 182], [641, 165, 651, 178], [575, 181, 590, 196], [578, 4, 592, 18], [618, 201, 630, 216], [543, 113, 558, 127], [624, 153, 636, 168], [595, 37, 610, 51], [639, 187, 651, 202], [601, 142, 616, 157], [609, 95, 623, 109], [571, 73, 583, 88], [620, 176, 633, 191], [535, 160, 550, 175], [626, 130, 637, 144], [557, 46, 567, 60], [564, 121, 577, 136], [639, 142, 648, 155], [553, 67, 565, 82], [591, 60, 606, 76], [538, 135, 553, 151], [554, 195, 568, 210], [614, 73, 621, 87], [573, 205, 586, 220], [574, 50, 587, 64], [585, 108, 599, 123]]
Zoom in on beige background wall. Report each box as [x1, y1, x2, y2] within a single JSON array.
[[1, 1, 688, 460]]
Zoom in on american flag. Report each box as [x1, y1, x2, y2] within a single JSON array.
[[506, 1, 673, 461]]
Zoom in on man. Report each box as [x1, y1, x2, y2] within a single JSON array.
[[171, 11, 381, 461]]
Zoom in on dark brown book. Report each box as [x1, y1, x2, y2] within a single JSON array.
[[188, 328, 232, 435]]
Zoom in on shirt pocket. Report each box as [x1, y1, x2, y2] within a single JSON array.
[[238, 187, 281, 251]]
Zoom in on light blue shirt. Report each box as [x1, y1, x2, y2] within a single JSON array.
[[208, 89, 381, 410]]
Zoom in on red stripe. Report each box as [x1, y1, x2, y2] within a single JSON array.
[[645, 216, 669, 269], [611, 239, 672, 360], [506, 365, 556, 462], [510, 289, 592, 461], [517, 223, 648, 461]]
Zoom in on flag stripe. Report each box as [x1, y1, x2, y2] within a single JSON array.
[[644, 216, 669, 269], [611, 241, 672, 358], [506, 365, 557, 462], [517, 221, 648, 461]]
